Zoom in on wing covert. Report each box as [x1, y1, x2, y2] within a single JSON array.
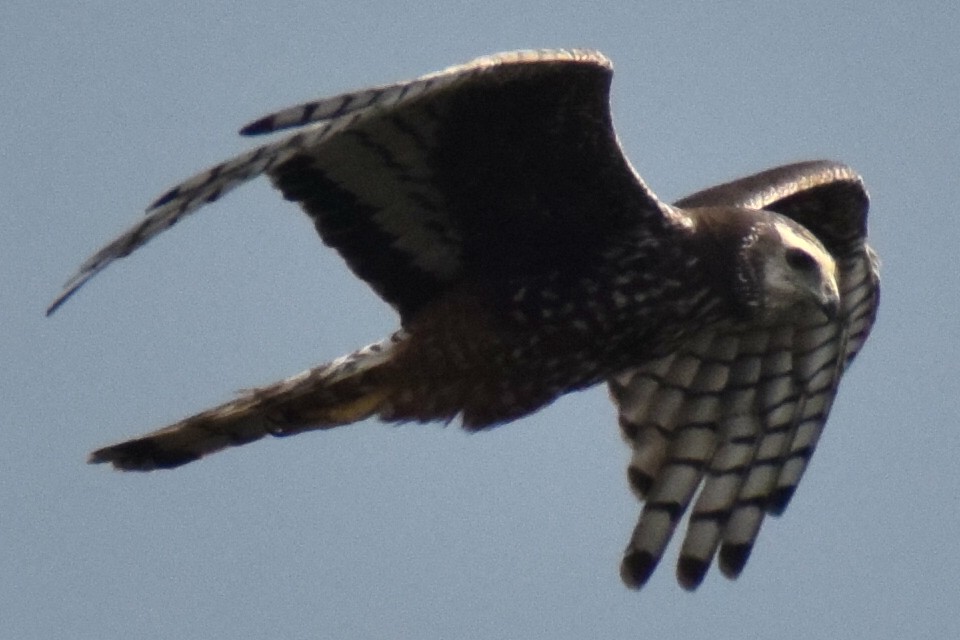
[[676, 160, 869, 257]]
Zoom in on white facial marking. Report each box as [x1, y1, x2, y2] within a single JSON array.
[[774, 221, 836, 282], [761, 219, 839, 317]]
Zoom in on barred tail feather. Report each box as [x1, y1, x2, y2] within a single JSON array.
[[89, 334, 404, 471]]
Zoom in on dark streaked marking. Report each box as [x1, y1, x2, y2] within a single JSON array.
[[845, 328, 872, 351], [729, 495, 771, 511], [636, 368, 794, 396], [147, 162, 227, 213], [150, 186, 182, 210], [285, 132, 306, 150], [418, 78, 436, 99], [759, 393, 802, 419], [705, 462, 753, 477], [301, 103, 320, 126], [627, 421, 675, 441], [782, 445, 814, 464], [627, 466, 654, 496], [204, 187, 223, 204], [618, 415, 640, 441], [388, 113, 433, 154], [345, 129, 409, 174], [663, 455, 709, 470], [689, 508, 732, 523], [794, 334, 841, 359], [335, 94, 356, 119], [241, 95, 348, 137], [728, 434, 761, 446], [644, 500, 686, 522], [848, 293, 878, 320]]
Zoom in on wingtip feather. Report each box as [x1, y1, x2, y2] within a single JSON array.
[[45, 290, 73, 316], [718, 542, 753, 579], [46, 272, 94, 316], [767, 485, 796, 515], [88, 439, 201, 471], [676, 555, 710, 590], [620, 549, 659, 589], [239, 117, 275, 137]]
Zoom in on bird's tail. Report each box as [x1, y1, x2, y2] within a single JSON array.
[[89, 332, 406, 471]]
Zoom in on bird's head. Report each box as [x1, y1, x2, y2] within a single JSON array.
[[737, 213, 840, 322], [687, 206, 840, 323]]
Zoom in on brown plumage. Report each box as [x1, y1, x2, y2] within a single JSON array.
[[51, 50, 879, 590]]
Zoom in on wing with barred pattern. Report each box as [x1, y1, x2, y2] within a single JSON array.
[[47, 49, 669, 320], [613, 160, 879, 589]]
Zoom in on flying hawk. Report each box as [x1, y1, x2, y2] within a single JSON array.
[[49, 49, 880, 590]]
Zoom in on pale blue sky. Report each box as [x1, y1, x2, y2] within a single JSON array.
[[4, 1, 959, 638]]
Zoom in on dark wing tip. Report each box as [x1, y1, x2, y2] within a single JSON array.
[[46, 270, 98, 316], [676, 556, 710, 591], [718, 542, 753, 579], [620, 550, 659, 589], [240, 103, 320, 136], [767, 486, 796, 515], [148, 185, 182, 210], [88, 439, 201, 471], [239, 116, 276, 137], [46, 287, 78, 316]]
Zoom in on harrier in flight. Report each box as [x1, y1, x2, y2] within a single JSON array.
[[50, 50, 879, 589]]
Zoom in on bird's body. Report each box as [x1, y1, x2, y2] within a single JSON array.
[[50, 49, 879, 590]]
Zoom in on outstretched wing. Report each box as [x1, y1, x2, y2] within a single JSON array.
[[48, 49, 670, 319], [613, 161, 879, 589]]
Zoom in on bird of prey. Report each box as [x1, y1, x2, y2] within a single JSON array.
[[48, 49, 879, 590]]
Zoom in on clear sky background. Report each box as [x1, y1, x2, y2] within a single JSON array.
[[4, 1, 959, 638]]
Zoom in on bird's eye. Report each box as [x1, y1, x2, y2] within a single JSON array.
[[785, 248, 818, 272]]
